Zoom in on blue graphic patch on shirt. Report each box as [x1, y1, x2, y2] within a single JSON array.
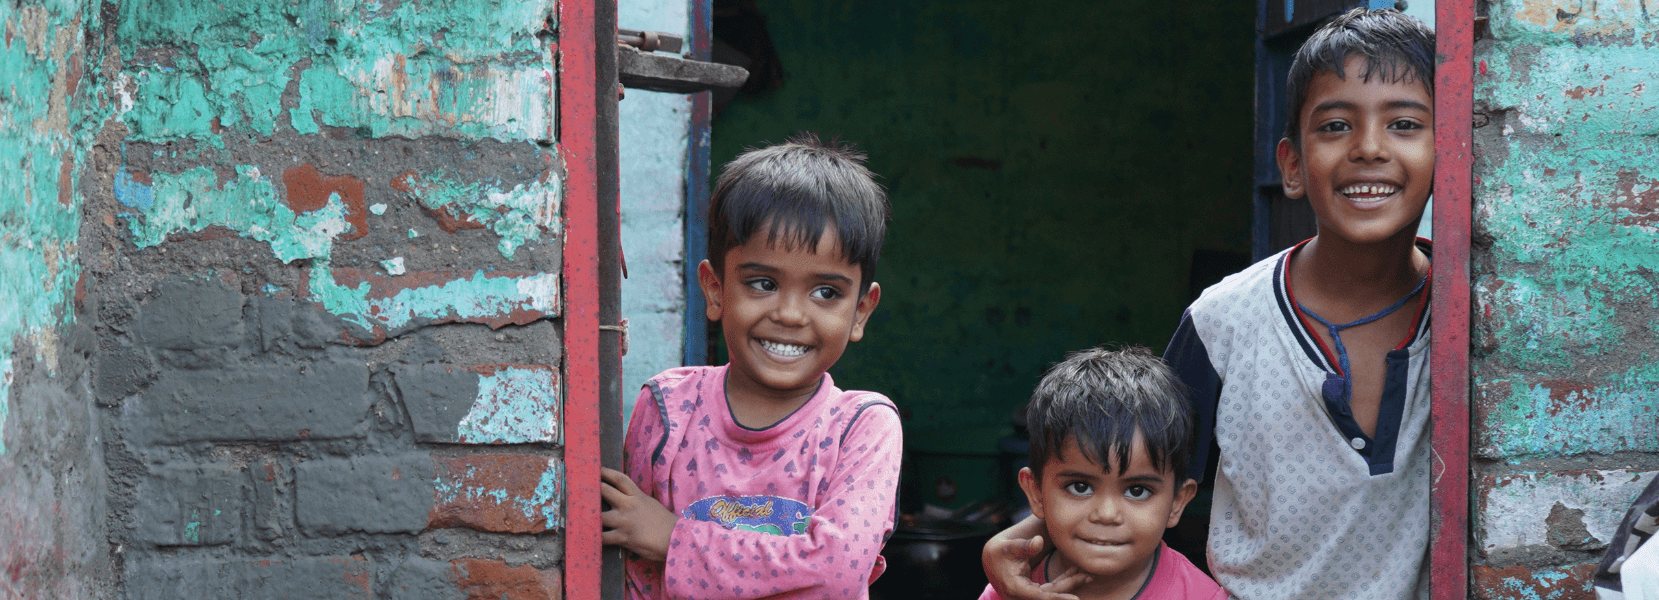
[[682, 495, 813, 536]]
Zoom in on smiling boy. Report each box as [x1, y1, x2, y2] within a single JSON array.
[[978, 347, 1226, 600], [985, 9, 1438, 599], [599, 134, 902, 599]]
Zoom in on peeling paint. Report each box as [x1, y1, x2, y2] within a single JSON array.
[[0, 4, 97, 455], [116, 0, 555, 143], [296, 56, 553, 142], [117, 165, 350, 262], [429, 455, 563, 533], [305, 268, 559, 336], [1477, 469, 1657, 553], [1475, 364, 1659, 458], [456, 365, 560, 444], [390, 169, 561, 259]]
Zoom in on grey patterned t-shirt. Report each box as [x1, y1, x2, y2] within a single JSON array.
[[1164, 242, 1432, 600]]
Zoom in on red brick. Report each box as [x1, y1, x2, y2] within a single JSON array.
[[1472, 563, 1596, 600], [283, 163, 368, 240], [430, 454, 562, 533], [451, 559, 561, 600]]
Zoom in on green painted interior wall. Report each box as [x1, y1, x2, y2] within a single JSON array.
[[710, 0, 1255, 503]]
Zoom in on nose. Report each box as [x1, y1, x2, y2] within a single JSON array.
[[1351, 122, 1391, 162], [772, 292, 807, 326], [1088, 495, 1124, 525]]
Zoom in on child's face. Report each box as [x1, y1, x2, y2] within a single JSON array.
[[1278, 55, 1435, 246], [698, 227, 880, 403], [1018, 434, 1196, 590]]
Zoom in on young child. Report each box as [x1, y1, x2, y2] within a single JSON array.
[[984, 9, 1436, 599], [599, 133, 901, 599], [979, 346, 1225, 600]]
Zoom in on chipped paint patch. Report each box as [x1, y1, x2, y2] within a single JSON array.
[[1477, 469, 1657, 553], [0, 4, 96, 455], [429, 455, 564, 533], [1475, 275, 1619, 369], [117, 165, 351, 262], [1471, 562, 1598, 600], [1495, 0, 1658, 45], [296, 56, 553, 142], [455, 365, 560, 444], [306, 268, 559, 338], [1475, 364, 1659, 458], [390, 170, 561, 259]]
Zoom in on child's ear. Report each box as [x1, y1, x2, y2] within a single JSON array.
[[1276, 137, 1306, 199], [1165, 477, 1200, 529], [848, 282, 881, 343], [1017, 467, 1047, 521], [697, 260, 723, 322]]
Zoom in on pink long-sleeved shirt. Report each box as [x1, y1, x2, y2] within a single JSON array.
[[622, 365, 902, 600]]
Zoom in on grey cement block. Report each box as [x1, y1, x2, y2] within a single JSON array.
[[137, 279, 245, 350], [254, 295, 341, 351], [392, 363, 479, 443], [94, 345, 156, 406], [133, 463, 244, 547], [295, 454, 434, 535], [388, 557, 465, 600], [123, 355, 371, 444], [124, 555, 373, 600]]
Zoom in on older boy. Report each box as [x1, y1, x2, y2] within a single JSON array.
[[985, 9, 1437, 599]]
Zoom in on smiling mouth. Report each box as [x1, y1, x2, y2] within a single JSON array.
[[1078, 537, 1131, 548], [1339, 183, 1400, 202], [758, 339, 811, 357]]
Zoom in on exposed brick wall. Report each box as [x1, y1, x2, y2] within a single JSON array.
[[3, 0, 583, 597], [1471, 0, 1659, 596]]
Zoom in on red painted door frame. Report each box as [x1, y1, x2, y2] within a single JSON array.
[[562, 0, 622, 598], [1430, 0, 1475, 598]]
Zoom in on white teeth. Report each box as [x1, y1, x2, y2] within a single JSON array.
[[1341, 184, 1399, 197], [760, 340, 809, 357]]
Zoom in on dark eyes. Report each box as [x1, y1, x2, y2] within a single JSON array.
[[1065, 481, 1093, 496], [1315, 119, 1424, 133], [1125, 485, 1153, 500], [743, 279, 843, 301]]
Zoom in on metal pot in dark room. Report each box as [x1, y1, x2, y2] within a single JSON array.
[[870, 519, 997, 600]]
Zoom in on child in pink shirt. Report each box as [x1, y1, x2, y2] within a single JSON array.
[[979, 347, 1226, 600], [600, 134, 901, 599]]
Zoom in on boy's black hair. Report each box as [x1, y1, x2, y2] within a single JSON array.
[[1025, 346, 1194, 481], [708, 132, 889, 293], [1285, 8, 1436, 147]]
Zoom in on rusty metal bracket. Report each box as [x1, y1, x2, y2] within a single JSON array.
[[616, 43, 748, 94], [618, 28, 683, 54]]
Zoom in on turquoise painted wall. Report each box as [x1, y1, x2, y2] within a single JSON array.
[[1470, 0, 1659, 595], [710, 0, 1255, 467]]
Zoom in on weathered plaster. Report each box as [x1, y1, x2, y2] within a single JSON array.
[[389, 169, 562, 259], [1477, 469, 1658, 554], [456, 365, 561, 444], [116, 0, 555, 144], [1470, 0, 1659, 592], [617, 0, 693, 423], [0, 3, 92, 455]]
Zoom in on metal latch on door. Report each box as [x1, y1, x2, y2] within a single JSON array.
[[616, 28, 749, 94]]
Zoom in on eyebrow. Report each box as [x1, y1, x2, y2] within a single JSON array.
[[1311, 99, 1432, 114], [736, 262, 855, 285]]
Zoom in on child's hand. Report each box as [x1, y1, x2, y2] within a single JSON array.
[[600, 467, 679, 563], [982, 533, 1091, 600]]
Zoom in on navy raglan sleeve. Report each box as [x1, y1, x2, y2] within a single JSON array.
[[1164, 309, 1221, 485]]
